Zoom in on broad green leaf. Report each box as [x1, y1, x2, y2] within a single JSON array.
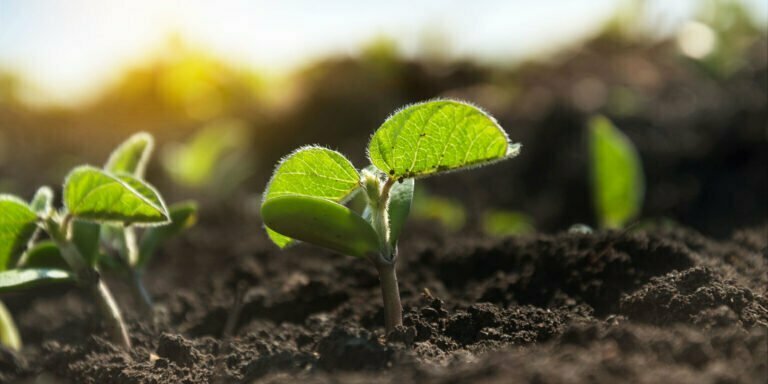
[[72, 220, 101, 266], [368, 100, 521, 179], [30, 186, 54, 216], [64, 166, 170, 226], [0, 301, 21, 351], [137, 201, 197, 269], [0, 195, 37, 270], [589, 116, 644, 229], [115, 173, 169, 216], [19, 240, 69, 270], [104, 132, 154, 177], [263, 146, 361, 248], [262, 195, 379, 258], [0, 268, 74, 293]]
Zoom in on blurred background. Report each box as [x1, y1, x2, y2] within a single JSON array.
[[1, 0, 766, 237]]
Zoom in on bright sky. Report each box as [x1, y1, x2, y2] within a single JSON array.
[[0, 0, 766, 105]]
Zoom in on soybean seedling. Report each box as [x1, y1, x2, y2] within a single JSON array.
[[0, 164, 171, 349], [589, 115, 644, 229], [261, 99, 521, 333], [98, 133, 197, 313]]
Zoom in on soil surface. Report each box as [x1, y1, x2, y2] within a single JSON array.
[[1, 216, 766, 383]]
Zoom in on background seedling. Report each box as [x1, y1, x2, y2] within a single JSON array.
[[261, 99, 521, 333], [589, 115, 644, 229], [0, 164, 172, 349], [99, 133, 197, 313]]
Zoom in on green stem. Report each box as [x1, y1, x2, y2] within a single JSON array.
[[91, 279, 132, 349], [375, 259, 403, 333], [130, 270, 153, 315], [366, 176, 402, 333], [45, 217, 132, 349]]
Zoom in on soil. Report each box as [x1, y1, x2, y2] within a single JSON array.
[[0, 217, 766, 383]]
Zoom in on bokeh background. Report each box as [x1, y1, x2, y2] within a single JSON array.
[[1, 0, 766, 237]]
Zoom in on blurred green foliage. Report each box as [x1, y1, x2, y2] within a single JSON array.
[[589, 115, 644, 229], [482, 210, 534, 237], [161, 119, 255, 197], [411, 188, 466, 232]]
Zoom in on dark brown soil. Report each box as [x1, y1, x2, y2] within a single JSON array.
[[1, 218, 766, 383]]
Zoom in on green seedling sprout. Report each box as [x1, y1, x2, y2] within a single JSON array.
[[0, 163, 172, 349], [100, 133, 197, 314], [261, 99, 521, 333], [589, 115, 644, 228]]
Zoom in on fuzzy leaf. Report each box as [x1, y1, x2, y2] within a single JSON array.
[[262, 195, 379, 258], [137, 201, 197, 269], [263, 147, 361, 248], [368, 100, 520, 179], [0, 268, 74, 293], [64, 166, 170, 226], [104, 132, 154, 177], [19, 240, 69, 270], [30, 186, 54, 216], [589, 116, 644, 228], [0, 195, 38, 270]]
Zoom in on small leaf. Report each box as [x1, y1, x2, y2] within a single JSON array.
[[19, 240, 70, 270], [137, 201, 197, 269], [589, 116, 644, 228], [387, 178, 414, 247], [64, 166, 170, 226], [0, 268, 74, 293], [30, 186, 54, 216], [115, 173, 169, 218], [368, 100, 521, 179], [104, 132, 154, 177], [72, 220, 101, 266], [0, 301, 21, 351], [0, 195, 38, 270], [263, 146, 361, 248], [262, 195, 379, 258], [363, 176, 414, 248]]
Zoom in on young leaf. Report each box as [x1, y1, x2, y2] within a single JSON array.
[[104, 132, 154, 178], [137, 201, 197, 269], [0, 195, 38, 270], [263, 146, 361, 248], [64, 166, 170, 226], [0, 268, 74, 293], [387, 178, 414, 247], [362, 177, 414, 248], [368, 100, 521, 180], [18, 240, 70, 270], [115, 173, 169, 217], [589, 115, 644, 228], [0, 301, 21, 351], [30, 186, 54, 216], [262, 195, 379, 258], [72, 220, 101, 266]]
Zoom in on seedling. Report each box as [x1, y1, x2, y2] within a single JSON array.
[[589, 115, 644, 228], [261, 99, 521, 333], [99, 133, 197, 313], [0, 165, 171, 349]]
